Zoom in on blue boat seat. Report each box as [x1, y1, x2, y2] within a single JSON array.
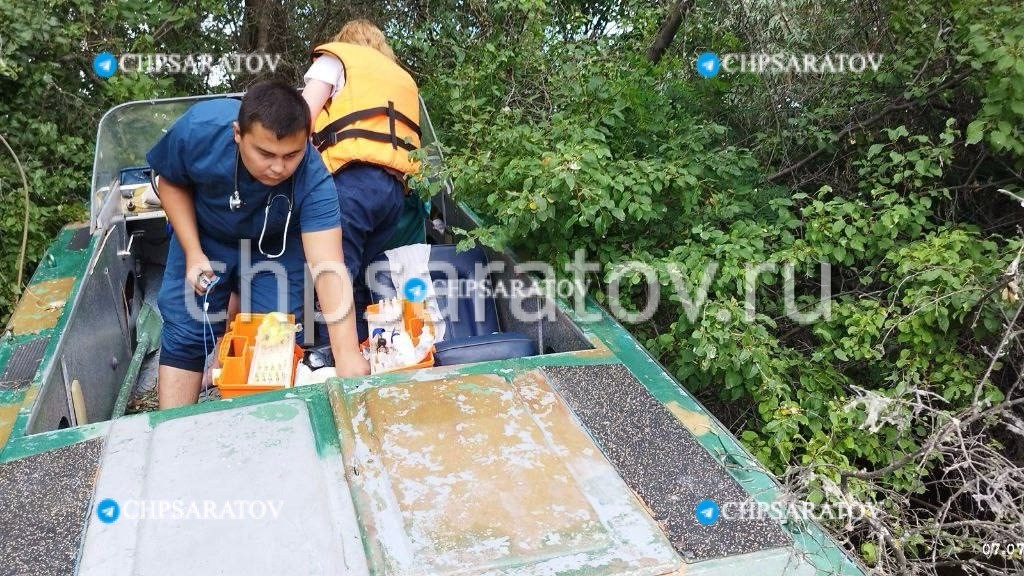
[[368, 244, 537, 366]]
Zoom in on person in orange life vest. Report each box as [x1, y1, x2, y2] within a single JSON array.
[[302, 19, 422, 341]]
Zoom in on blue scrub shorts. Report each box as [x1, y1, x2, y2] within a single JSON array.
[[158, 232, 307, 373]]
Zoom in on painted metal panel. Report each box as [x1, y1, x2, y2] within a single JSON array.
[[77, 399, 368, 576], [335, 371, 682, 575], [27, 226, 134, 434], [5, 277, 76, 336], [67, 226, 93, 251]]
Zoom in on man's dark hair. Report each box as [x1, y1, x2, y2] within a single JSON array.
[[238, 80, 310, 138]]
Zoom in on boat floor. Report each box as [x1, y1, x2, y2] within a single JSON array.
[[2, 350, 862, 575]]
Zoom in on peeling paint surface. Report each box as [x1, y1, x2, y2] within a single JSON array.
[[5, 277, 76, 335], [77, 399, 368, 576], [578, 334, 614, 357], [0, 225, 93, 454], [338, 372, 682, 575], [0, 402, 20, 449], [665, 401, 712, 436]]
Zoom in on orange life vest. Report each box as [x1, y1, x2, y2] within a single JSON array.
[[309, 42, 421, 176]]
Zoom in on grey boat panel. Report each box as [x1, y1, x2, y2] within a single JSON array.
[[67, 226, 92, 251], [27, 224, 136, 434]]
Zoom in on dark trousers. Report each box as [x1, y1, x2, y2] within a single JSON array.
[[316, 163, 404, 343]]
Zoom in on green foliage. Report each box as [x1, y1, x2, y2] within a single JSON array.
[[419, 10, 757, 272], [2, 0, 1023, 568], [0, 0, 241, 324], [962, 5, 1024, 157], [0, 0, 446, 325], [414, 0, 1024, 513]]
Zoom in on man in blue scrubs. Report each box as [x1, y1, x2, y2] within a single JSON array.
[[149, 81, 369, 409]]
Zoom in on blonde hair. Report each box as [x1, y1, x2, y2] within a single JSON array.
[[333, 19, 397, 62]]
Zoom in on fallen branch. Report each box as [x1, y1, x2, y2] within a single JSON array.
[[0, 133, 31, 289]]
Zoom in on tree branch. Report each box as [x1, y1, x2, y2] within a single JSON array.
[[646, 0, 692, 63], [765, 72, 970, 183]]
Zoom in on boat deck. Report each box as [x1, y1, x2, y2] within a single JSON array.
[[0, 227, 862, 575]]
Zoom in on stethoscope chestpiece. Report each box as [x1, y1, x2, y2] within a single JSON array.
[[230, 150, 243, 211]]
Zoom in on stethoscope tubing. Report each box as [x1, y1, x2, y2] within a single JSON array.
[[230, 149, 295, 259]]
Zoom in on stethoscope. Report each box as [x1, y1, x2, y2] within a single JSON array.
[[229, 150, 294, 258]]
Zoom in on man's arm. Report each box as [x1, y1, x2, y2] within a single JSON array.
[[301, 227, 370, 377], [159, 177, 213, 294]]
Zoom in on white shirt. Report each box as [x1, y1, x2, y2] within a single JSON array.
[[303, 54, 346, 98]]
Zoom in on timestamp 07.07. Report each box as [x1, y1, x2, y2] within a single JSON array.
[[980, 542, 1023, 558]]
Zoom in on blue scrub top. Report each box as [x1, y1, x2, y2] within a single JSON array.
[[146, 99, 340, 245]]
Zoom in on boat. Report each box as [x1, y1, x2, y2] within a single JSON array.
[[0, 94, 866, 575]]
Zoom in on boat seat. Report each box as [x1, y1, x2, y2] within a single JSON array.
[[368, 244, 537, 366]]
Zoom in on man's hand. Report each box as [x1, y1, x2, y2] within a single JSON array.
[[185, 252, 216, 295], [335, 350, 370, 378]]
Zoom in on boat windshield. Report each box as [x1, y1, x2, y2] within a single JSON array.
[[89, 94, 237, 231]]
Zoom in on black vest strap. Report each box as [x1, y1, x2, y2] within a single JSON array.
[[315, 129, 417, 152], [311, 102, 421, 151]]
